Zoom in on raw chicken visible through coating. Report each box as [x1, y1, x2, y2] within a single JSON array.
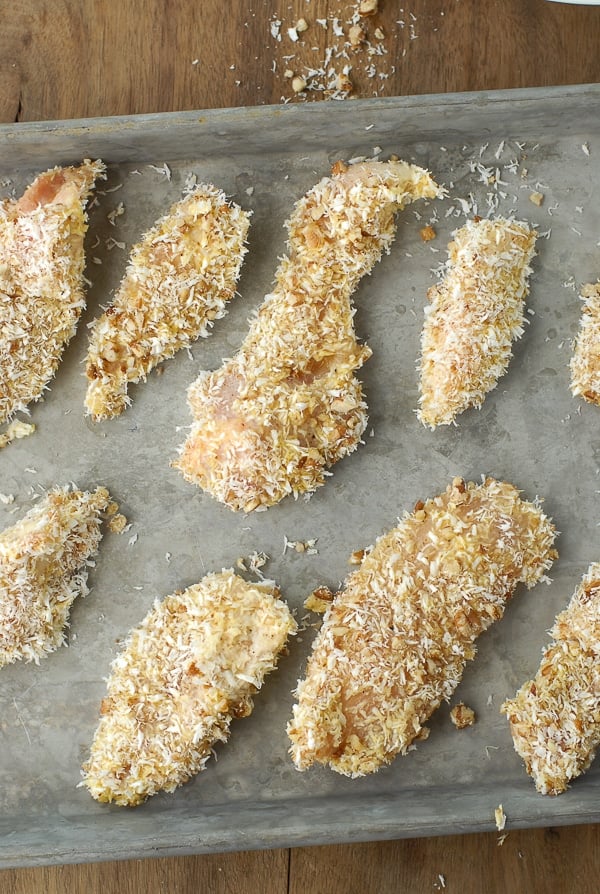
[[570, 281, 600, 405], [0, 160, 105, 424], [418, 217, 537, 428], [0, 486, 110, 667], [287, 478, 557, 777], [174, 160, 439, 512], [502, 563, 600, 795], [82, 570, 297, 806], [85, 185, 250, 420]]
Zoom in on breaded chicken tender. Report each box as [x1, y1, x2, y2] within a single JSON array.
[[174, 160, 439, 512], [0, 486, 110, 667], [418, 217, 536, 427], [85, 185, 250, 420], [288, 477, 557, 777], [570, 281, 600, 405], [502, 562, 600, 795], [0, 160, 105, 424], [82, 570, 296, 806]]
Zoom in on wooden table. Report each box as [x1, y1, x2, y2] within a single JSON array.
[[2, 2, 600, 891]]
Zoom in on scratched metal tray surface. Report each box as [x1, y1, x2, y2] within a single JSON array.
[[1, 84, 600, 867]]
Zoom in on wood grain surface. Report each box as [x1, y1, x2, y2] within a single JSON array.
[[2, 1, 600, 892]]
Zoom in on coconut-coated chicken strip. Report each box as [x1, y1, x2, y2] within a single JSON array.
[[0, 486, 110, 667], [287, 477, 557, 777], [570, 281, 600, 405], [502, 562, 600, 795], [418, 217, 536, 428], [82, 570, 296, 806], [85, 184, 250, 420], [0, 160, 105, 424], [174, 160, 440, 511]]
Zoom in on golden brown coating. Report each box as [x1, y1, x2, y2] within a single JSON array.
[[418, 217, 537, 428], [82, 570, 296, 807], [174, 160, 440, 512], [287, 477, 557, 777], [502, 562, 600, 795], [0, 160, 105, 425], [85, 185, 250, 420], [570, 281, 600, 405], [0, 486, 110, 667]]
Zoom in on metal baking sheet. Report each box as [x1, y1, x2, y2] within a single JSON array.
[[1, 84, 600, 867]]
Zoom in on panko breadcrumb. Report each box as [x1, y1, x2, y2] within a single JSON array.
[[304, 586, 335, 613], [0, 419, 35, 449], [449, 703, 476, 729], [82, 570, 296, 806], [0, 486, 110, 667], [85, 184, 250, 420], [502, 562, 600, 795], [418, 217, 537, 427], [0, 160, 105, 424], [570, 281, 600, 405], [287, 477, 557, 777], [174, 160, 440, 512]]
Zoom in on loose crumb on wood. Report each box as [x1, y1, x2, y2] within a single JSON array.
[[359, 0, 379, 16], [272, 0, 412, 103], [292, 76, 307, 93]]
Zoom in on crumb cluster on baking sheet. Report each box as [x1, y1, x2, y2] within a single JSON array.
[[1, 96, 600, 854]]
